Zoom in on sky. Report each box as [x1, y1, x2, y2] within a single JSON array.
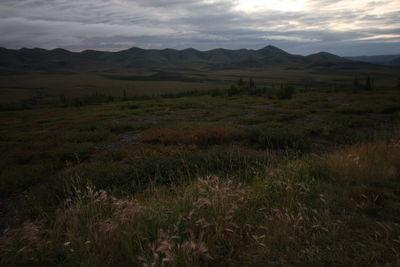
[[0, 0, 399, 56]]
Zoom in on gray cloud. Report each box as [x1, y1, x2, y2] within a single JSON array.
[[0, 0, 399, 55]]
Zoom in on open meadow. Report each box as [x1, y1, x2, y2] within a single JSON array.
[[1, 60, 398, 107], [1, 81, 400, 265]]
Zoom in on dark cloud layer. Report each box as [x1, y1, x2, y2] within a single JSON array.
[[0, 0, 399, 55]]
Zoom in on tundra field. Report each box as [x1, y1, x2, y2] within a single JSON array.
[[1, 76, 400, 265]]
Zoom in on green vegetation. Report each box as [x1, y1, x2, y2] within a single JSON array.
[[1, 83, 400, 265], [2, 141, 400, 266], [276, 84, 295, 99]]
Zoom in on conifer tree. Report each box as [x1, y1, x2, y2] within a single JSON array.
[[249, 78, 255, 89], [238, 77, 244, 87], [365, 76, 372, 91], [123, 89, 127, 100]]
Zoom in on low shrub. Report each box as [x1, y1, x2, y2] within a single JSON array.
[[242, 127, 311, 152], [139, 126, 241, 147], [276, 84, 295, 99]]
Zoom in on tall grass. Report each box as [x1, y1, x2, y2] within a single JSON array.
[[32, 147, 271, 211], [2, 140, 400, 266], [318, 140, 400, 184]]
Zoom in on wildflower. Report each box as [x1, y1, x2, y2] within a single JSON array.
[[97, 219, 117, 234], [195, 198, 212, 208], [347, 153, 360, 164], [319, 194, 326, 204], [196, 218, 213, 229], [394, 139, 400, 148]]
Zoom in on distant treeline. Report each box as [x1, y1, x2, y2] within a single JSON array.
[[158, 78, 295, 100], [1, 76, 399, 111]]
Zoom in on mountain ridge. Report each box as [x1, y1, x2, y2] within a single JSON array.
[[346, 54, 400, 66], [0, 45, 386, 74]]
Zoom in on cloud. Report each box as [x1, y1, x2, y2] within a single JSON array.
[[263, 35, 320, 42], [0, 0, 399, 55]]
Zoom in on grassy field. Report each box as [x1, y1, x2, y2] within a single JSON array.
[[0, 65, 398, 106], [1, 84, 400, 265]]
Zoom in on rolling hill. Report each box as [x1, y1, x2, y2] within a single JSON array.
[[347, 54, 400, 66], [0, 45, 382, 74]]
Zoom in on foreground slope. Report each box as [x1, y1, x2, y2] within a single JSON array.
[[1, 87, 400, 265]]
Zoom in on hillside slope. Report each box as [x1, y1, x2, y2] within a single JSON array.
[[0, 45, 381, 74], [347, 54, 400, 66]]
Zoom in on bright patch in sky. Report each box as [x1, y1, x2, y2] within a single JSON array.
[[357, 34, 400, 41], [235, 0, 306, 12], [263, 35, 320, 42]]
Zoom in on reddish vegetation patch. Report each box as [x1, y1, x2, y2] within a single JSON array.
[[139, 126, 241, 146]]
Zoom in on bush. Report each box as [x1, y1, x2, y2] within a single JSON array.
[[121, 103, 139, 110], [211, 88, 222, 96], [276, 84, 295, 99], [242, 127, 310, 152], [228, 85, 240, 96]]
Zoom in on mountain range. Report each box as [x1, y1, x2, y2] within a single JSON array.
[[0, 45, 397, 74], [346, 55, 400, 66]]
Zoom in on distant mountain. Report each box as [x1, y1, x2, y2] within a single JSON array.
[[390, 57, 400, 65], [0, 45, 385, 74], [346, 55, 400, 66], [306, 52, 348, 63]]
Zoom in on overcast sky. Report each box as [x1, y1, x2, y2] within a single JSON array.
[[0, 0, 399, 56]]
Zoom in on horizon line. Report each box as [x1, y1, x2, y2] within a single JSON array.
[[1, 45, 399, 57]]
